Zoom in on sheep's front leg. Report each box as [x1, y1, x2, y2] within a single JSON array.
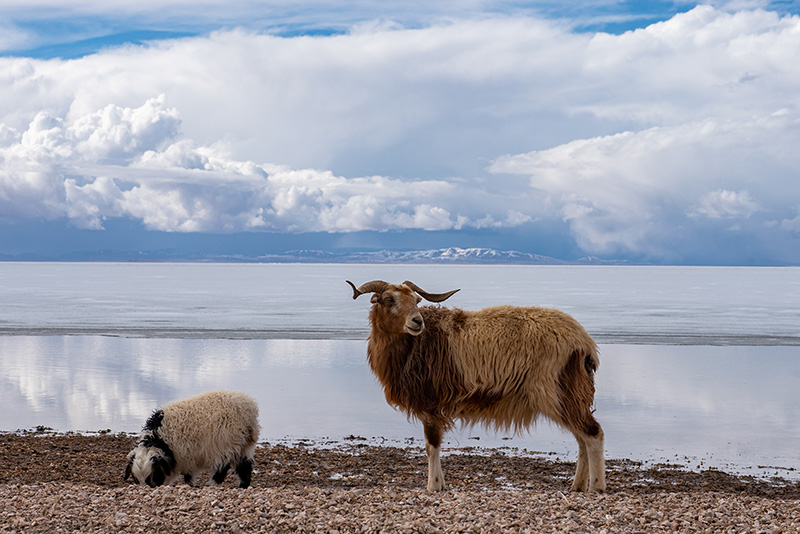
[[423, 422, 445, 491]]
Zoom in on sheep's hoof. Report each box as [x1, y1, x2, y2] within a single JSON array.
[[570, 480, 588, 492], [587, 476, 606, 493], [427, 478, 446, 491], [572, 482, 606, 493]]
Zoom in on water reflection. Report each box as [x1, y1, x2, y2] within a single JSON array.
[[1, 336, 799, 479], [598, 344, 800, 479]]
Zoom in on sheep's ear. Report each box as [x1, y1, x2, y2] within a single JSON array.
[[124, 449, 137, 481], [150, 457, 171, 487], [370, 293, 380, 304]]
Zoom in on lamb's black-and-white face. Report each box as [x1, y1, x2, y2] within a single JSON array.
[[125, 446, 172, 487]]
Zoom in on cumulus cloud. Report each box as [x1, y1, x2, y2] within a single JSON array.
[[69, 97, 182, 161], [692, 189, 760, 219], [491, 111, 800, 255], [1, 5, 800, 262], [0, 95, 518, 233]]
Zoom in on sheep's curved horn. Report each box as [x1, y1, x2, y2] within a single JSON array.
[[402, 281, 460, 303], [346, 280, 390, 299]]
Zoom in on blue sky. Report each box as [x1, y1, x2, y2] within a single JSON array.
[[1, 1, 800, 264]]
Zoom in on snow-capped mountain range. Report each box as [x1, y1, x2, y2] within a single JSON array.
[[2, 246, 631, 264], [264, 247, 629, 265]]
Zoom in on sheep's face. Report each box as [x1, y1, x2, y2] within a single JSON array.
[[370, 285, 425, 336], [125, 445, 173, 487]]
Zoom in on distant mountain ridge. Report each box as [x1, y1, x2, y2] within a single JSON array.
[[0, 246, 633, 265], [246, 247, 631, 265]]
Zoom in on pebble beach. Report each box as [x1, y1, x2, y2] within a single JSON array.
[[2, 431, 799, 533]]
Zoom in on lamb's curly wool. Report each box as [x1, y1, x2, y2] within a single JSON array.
[[125, 390, 260, 488], [348, 280, 605, 493]]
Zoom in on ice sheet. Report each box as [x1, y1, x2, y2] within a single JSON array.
[[1, 263, 799, 344]]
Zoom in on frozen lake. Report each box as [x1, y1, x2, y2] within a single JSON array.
[[1, 262, 799, 344], [1, 263, 799, 479]]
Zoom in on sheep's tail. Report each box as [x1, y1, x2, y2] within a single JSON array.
[[246, 425, 259, 448]]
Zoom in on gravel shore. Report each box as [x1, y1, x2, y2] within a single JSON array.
[[2, 431, 799, 533]]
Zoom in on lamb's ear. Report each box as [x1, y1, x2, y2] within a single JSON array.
[[124, 449, 137, 480], [150, 456, 172, 487]]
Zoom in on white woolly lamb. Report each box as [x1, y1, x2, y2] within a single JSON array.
[[125, 390, 260, 488]]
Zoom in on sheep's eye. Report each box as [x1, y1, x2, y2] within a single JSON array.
[[384, 296, 395, 305]]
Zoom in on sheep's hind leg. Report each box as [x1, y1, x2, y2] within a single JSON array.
[[570, 421, 605, 493], [424, 422, 446, 491], [584, 426, 606, 492], [557, 350, 606, 492], [570, 435, 590, 492], [207, 464, 230, 486], [235, 457, 253, 488]]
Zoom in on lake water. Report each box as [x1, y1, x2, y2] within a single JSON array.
[[1, 263, 799, 480]]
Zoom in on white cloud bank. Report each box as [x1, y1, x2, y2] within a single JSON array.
[[1, 6, 800, 262], [1, 95, 519, 234], [491, 111, 800, 254]]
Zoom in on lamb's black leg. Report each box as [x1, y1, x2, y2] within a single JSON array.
[[209, 464, 230, 486], [235, 457, 253, 488]]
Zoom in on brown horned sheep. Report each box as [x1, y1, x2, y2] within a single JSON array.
[[347, 279, 605, 492]]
